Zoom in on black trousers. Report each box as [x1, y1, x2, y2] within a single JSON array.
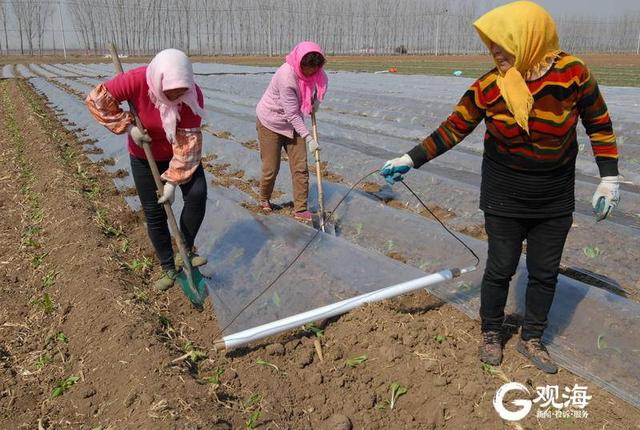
[[480, 213, 573, 340], [130, 155, 207, 270]]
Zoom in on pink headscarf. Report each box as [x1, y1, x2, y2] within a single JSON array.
[[285, 41, 328, 116], [146, 49, 206, 144]]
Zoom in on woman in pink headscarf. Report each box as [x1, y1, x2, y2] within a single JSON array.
[[256, 41, 328, 222], [86, 49, 208, 291]]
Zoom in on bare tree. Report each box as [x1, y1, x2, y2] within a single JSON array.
[[34, 1, 53, 55], [0, 2, 8, 54], [10, 0, 639, 57], [12, 0, 37, 54]]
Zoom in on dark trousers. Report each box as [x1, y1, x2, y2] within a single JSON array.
[[130, 155, 207, 270], [480, 213, 573, 340]]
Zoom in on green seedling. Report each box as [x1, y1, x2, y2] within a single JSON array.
[[75, 163, 91, 181], [61, 145, 76, 166], [21, 236, 40, 248], [32, 207, 44, 223], [434, 334, 447, 344], [596, 334, 622, 353], [120, 239, 130, 253], [133, 287, 149, 303], [246, 409, 262, 429], [21, 225, 42, 248], [386, 240, 395, 252], [51, 375, 80, 398], [182, 341, 207, 363], [456, 281, 472, 292], [55, 331, 68, 343], [481, 362, 497, 375], [354, 223, 363, 237], [387, 382, 408, 410], [31, 251, 49, 268], [42, 271, 59, 288], [244, 393, 262, 408], [31, 293, 54, 314], [125, 257, 153, 272], [583, 245, 600, 259], [35, 355, 52, 369], [304, 323, 324, 338], [206, 368, 225, 385], [346, 354, 368, 368], [271, 291, 281, 307], [85, 184, 102, 200], [45, 331, 68, 344], [95, 209, 123, 237], [158, 315, 172, 329], [256, 358, 281, 372]]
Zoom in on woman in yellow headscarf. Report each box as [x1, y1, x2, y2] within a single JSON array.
[[381, 1, 620, 373]]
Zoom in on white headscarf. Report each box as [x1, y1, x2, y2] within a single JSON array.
[[146, 49, 206, 143]]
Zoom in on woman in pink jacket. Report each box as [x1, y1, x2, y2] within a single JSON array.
[[86, 49, 207, 291], [256, 41, 328, 222]]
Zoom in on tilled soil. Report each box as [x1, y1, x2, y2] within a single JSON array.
[[1, 79, 639, 430]]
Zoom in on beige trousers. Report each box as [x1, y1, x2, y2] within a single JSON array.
[[257, 119, 309, 212]]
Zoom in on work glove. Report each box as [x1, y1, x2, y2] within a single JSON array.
[[305, 135, 319, 154], [128, 125, 152, 148], [592, 176, 620, 221], [380, 154, 414, 185], [157, 182, 176, 205], [312, 98, 321, 114]]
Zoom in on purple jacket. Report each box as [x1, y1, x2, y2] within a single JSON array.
[[256, 63, 310, 139]]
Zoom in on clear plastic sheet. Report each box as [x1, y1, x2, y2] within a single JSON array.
[[1, 64, 13, 79], [27, 68, 640, 408], [15, 64, 35, 78]]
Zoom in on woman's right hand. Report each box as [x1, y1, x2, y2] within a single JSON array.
[[128, 125, 152, 147], [380, 154, 414, 185]]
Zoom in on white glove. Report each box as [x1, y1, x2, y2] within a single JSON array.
[[128, 125, 152, 148], [380, 154, 414, 185], [157, 182, 176, 205], [305, 135, 319, 154], [312, 98, 321, 113], [592, 176, 620, 221]]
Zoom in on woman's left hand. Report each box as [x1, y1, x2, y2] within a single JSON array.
[[592, 176, 620, 221], [158, 182, 176, 205], [305, 135, 319, 154]]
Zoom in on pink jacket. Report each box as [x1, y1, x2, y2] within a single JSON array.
[[256, 63, 310, 139]]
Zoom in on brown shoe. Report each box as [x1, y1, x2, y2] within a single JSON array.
[[479, 330, 503, 366], [517, 338, 558, 374]]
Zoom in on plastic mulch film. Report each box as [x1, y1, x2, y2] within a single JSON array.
[[1, 64, 14, 79], [28, 69, 640, 408]]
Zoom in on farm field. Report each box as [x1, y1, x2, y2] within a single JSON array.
[[1, 53, 639, 87], [1, 60, 639, 429]]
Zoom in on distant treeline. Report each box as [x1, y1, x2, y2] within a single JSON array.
[[1, 0, 639, 56]]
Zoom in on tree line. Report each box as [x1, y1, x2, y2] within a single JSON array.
[[1, 0, 639, 56]]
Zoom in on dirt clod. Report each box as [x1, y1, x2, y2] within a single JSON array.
[[265, 342, 285, 356], [322, 413, 352, 430]]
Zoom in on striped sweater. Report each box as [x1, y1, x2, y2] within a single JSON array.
[[408, 52, 619, 217]]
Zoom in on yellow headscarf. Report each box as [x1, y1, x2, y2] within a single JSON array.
[[473, 1, 560, 133]]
